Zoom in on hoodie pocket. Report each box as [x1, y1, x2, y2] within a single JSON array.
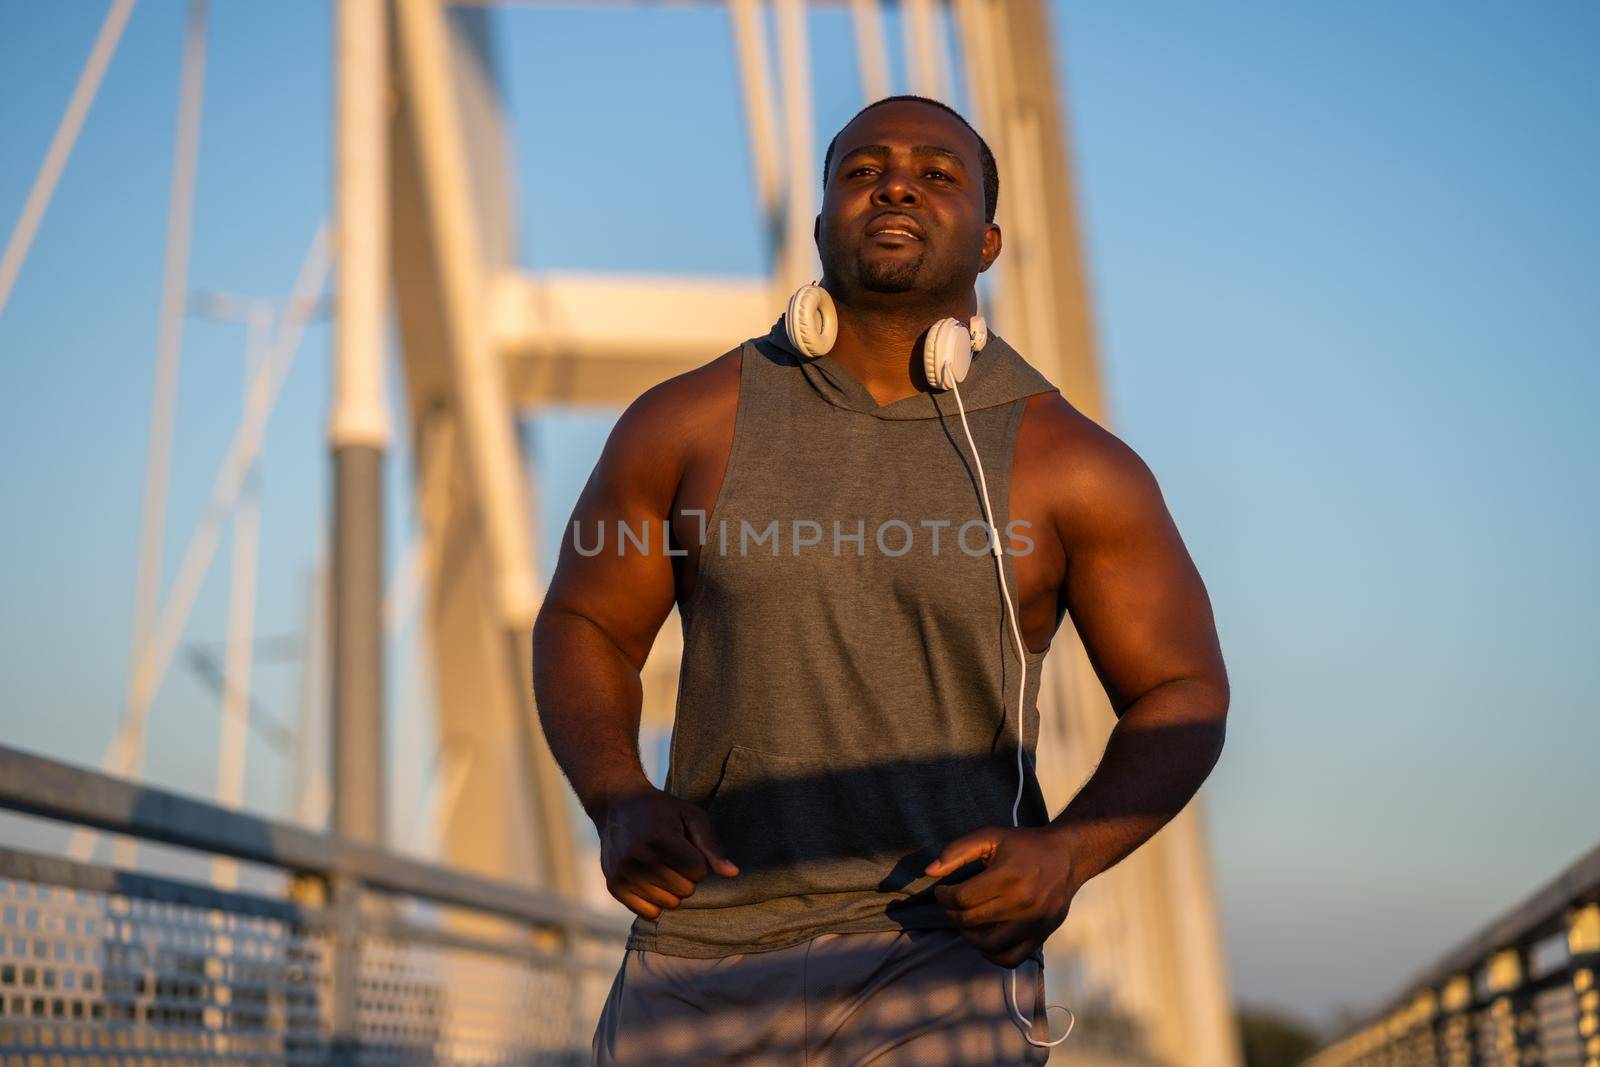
[[684, 743, 987, 910]]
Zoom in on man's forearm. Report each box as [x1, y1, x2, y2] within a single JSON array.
[[531, 608, 655, 826], [1046, 677, 1228, 886]]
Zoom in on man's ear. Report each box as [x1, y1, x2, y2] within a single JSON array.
[[978, 223, 1003, 273]]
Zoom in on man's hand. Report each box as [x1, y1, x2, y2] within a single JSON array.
[[598, 787, 740, 920], [925, 825, 1081, 968]]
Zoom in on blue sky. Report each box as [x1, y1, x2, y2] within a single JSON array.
[[1, 0, 1596, 1031]]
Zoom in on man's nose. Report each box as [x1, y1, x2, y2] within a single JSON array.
[[872, 168, 921, 207]]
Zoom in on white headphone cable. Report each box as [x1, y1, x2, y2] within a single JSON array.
[[948, 378, 1075, 1050]]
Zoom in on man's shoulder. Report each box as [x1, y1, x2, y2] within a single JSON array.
[[630, 345, 740, 413], [1019, 391, 1128, 468], [615, 345, 742, 439], [1017, 391, 1165, 531], [601, 346, 743, 485]]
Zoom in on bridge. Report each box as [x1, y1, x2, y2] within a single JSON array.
[[1307, 844, 1600, 1067]]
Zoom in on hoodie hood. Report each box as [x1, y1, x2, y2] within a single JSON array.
[[751, 316, 1058, 421]]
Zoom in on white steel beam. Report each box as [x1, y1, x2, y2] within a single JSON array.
[[0, 0, 137, 320], [212, 303, 271, 890], [394, 0, 539, 630], [492, 271, 773, 406], [847, 0, 890, 104], [728, 0, 784, 261], [901, 0, 946, 101], [331, 0, 393, 453], [391, 0, 578, 899], [773, 0, 819, 295], [113, 0, 209, 858]]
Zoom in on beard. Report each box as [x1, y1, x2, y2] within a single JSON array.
[[853, 245, 927, 293]]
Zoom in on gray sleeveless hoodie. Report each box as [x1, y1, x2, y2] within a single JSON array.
[[628, 316, 1061, 958]]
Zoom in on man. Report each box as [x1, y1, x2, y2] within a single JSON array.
[[532, 95, 1229, 1065]]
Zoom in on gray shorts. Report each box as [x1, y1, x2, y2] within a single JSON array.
[[591, 928, 1052, 1066]]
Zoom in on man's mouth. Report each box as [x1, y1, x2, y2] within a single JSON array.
[[865, 214, 926, 242]]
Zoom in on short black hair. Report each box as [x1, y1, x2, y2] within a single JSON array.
[[822, 95, 999, 224]]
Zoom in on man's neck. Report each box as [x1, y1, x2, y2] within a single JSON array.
[[825, 294, 975, 407]]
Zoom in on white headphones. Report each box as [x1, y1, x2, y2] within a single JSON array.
[[782, 281, 1074, 1050], [784, 282, 988, 391]]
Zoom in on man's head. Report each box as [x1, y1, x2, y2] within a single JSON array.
[[816, 96, 1001, 302], [823, 96, 999, 223]]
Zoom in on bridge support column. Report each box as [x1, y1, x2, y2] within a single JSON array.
[[330, 0, 391, 851]]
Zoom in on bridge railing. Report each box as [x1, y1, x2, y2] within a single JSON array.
[[1305, 842, 1600, 1067], [0, 743, 631, 1064]]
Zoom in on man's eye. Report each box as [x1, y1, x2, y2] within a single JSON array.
[[849, 166, 875, 177], [926, 170, 952, 181]]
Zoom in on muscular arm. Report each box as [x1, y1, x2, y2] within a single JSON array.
[[531, 351, 742, 919], [1040, 399, 1230, 884], [532, 379, 682, 823], [930, 394, 1229, 965]]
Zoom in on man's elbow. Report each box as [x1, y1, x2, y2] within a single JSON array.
[[1164, 672, 1230, 766], [1195, 673, 1229, 766]]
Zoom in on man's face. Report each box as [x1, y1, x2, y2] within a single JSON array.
[[817, 101, 998, 299]]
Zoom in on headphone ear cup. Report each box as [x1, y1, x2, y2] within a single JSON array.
[[969, 315, 988, 352], [923, 318, 974, 390], [921, 320, 947, 388], [785, 283, 838, 357]]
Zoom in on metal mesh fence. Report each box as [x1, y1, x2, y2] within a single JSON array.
[[0, 867, 330, 1064], [0, 853, 625, 1065]]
